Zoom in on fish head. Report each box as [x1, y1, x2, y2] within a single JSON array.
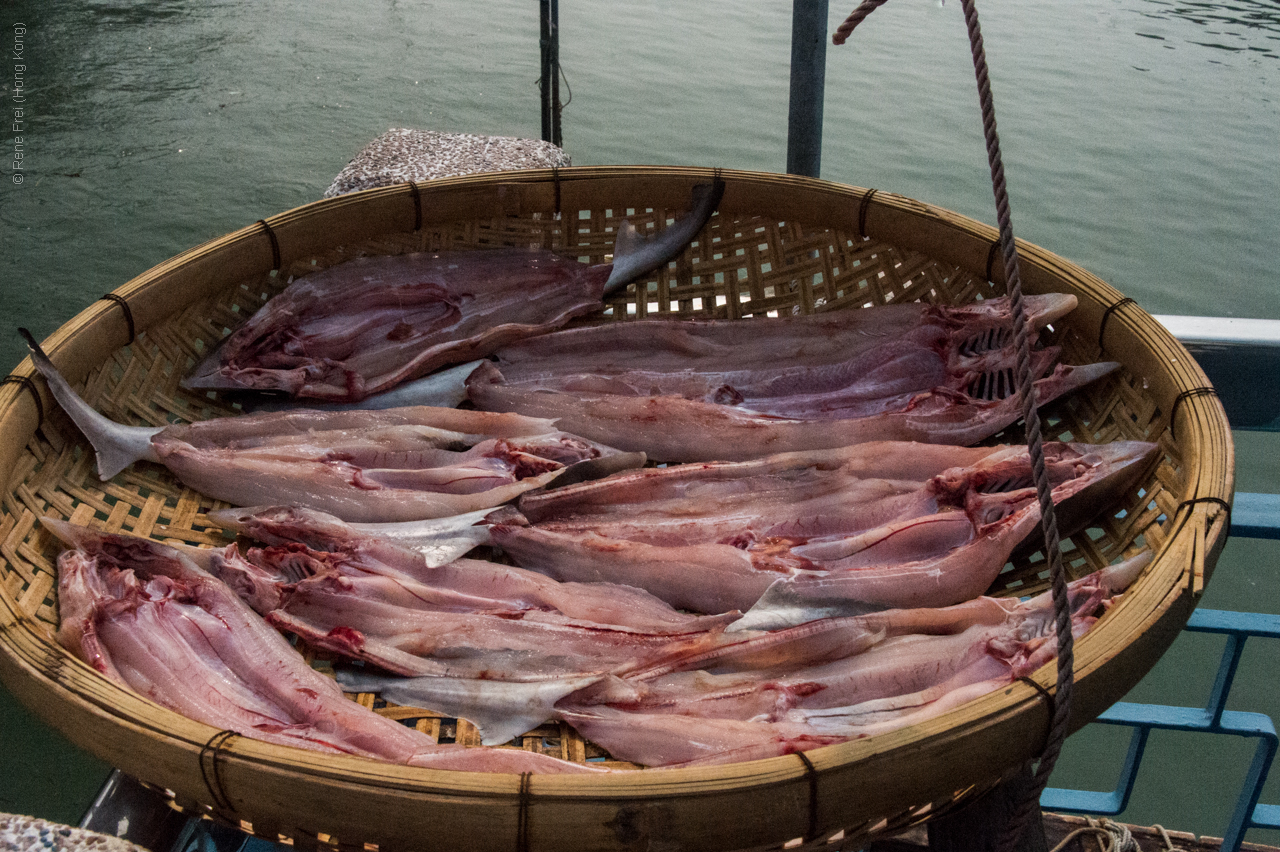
[[1025, 440, 1159, 555]]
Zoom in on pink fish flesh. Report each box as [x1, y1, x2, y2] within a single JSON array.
[[466, 295, 1120, 461], [156, 409, 643, 522], [189, 519, 738, 681], [552, 560, 1142, 767], [184, 250, 610, 401], [258, 572, 732, 680], [183, 179, 725, 402], [45, 518, 598, 774], [488, 440, 1157, 616], [205, 504, 730, 634]]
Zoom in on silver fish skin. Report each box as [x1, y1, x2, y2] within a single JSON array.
[[238, 359, 481, 413], [335, 670, 605, 746], [210, 504, 495, 567], [44, 518, 599, 773]]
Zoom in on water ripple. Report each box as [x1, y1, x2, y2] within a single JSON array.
[[1139, 0, 1280, 58]]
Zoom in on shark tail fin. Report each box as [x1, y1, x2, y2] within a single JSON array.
[[19, 328, 163, 480]]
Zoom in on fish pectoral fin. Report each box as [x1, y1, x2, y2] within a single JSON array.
[[334, 670, 604, 747], [549, 451, 648, 489], [732, 577, 888, 633]]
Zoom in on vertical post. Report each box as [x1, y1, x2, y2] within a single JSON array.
[[539, 0, 553, 144], [539, 0, 563, 147], [550, 0, 562, 147], [786, 0, 829, 177]]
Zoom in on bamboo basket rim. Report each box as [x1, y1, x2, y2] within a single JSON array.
[[0, 166, 1233, 850]]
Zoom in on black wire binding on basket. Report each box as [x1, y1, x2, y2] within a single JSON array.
[[796, 751, 820, 843], [984, 239, 1001, 285], [1, 374, 43, 429], [1178, 496, 1233, 538], [517, 771, 534, 852], [835, 2, 1074, 850], [408, 181, 424, 232], [199, 729, 239, 813], [1098, 297, 1138, 352], [1015, 675, 1058, 755], [1170, 387, 1219, 440], [257, 219, 282, 272], [99, 293, 137, 345], [856, 188, 878, 239]]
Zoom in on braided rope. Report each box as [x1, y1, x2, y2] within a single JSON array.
[[960, 0, 1074, 845], [1049, 818, 1140, 852], [833, 0, 890, 44], [834, 2, 1075, 849]]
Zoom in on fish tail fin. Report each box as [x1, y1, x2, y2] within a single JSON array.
[[603, 175, 726, 296], [20, 328, 162, 480]]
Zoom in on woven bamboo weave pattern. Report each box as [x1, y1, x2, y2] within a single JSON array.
[[4, 211, 1171, 755]]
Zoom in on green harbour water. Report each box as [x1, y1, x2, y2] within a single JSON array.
[[1, 0, 1278, 844]]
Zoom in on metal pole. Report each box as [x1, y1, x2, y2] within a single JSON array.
[[539, 0, 553, 143], [786, 0, 829, 177], [550, 0, 562, 147]]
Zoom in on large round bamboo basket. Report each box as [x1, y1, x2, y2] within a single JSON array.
[[0, 166, 1232, 852]]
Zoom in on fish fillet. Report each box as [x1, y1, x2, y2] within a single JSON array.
[[467, 295, 1120, 461], [489, 440, 1156, 616], [184, 179, 725, 402], [45, 519, 598, 773]]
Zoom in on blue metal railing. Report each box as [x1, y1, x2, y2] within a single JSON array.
[[1038, 317, 1280, 851], [1041, 606, 1280, 851]]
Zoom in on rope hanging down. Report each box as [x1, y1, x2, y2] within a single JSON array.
[[835, 2, 1075, 850]]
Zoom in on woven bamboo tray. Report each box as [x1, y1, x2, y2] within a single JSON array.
[[0, 167, 1232, 852]]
